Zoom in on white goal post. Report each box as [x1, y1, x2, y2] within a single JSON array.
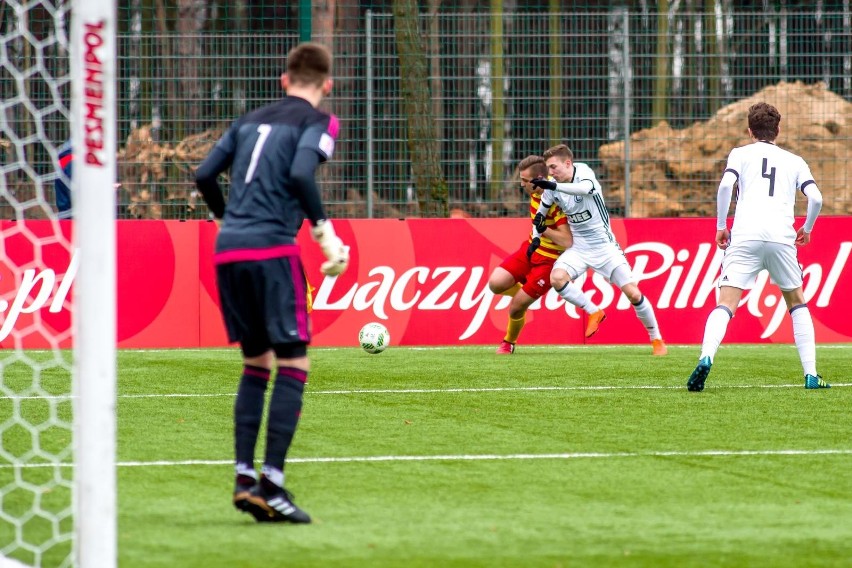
[[70, 0, 117, 567], [0, 0, 117, 566]]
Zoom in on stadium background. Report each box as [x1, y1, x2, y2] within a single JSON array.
[[2, 5, 852, 568], [2, 0, 851, 220]]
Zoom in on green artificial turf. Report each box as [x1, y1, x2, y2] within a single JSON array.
[[2, 345, 851, 567]]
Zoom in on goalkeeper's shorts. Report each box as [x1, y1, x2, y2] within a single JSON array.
[[216, 256, 311, 350]]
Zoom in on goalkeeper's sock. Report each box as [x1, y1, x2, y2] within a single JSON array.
[[234, 365, 270, 467], [235, 464, 258, 491], [790, 304, 817, 376], [556, 281, 599, 314], [504, 315, 526, 343], [260, 466, 285, 490], [699, 306, 733, 362], [236, 463, 257, 480], [263, 366, 306, 472], [501, 283, 522, 297], [631, 295, 662, 340], [233, 465, 258, 513]]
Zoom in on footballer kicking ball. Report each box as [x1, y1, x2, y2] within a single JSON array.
[[359, 322, 390, 354]]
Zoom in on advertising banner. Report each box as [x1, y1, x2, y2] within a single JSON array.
[[1, 218, 849, 348]]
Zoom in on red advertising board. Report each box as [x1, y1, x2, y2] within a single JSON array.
[[1, 218, 850, 348]]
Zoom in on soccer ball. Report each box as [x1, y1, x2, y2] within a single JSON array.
[[359, 322, 390, 354]]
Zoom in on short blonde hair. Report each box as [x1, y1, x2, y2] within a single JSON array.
[[517, 155, 547, 178], [543, 144, 574, 161]]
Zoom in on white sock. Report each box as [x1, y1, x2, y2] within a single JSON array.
[[700, 306, 732, 362], [236, 462, 257, 480], [556, 282, 599, 314], [261, 465, 285, 488], [632, 296, 662, 340], [790, 304, 817, 376]]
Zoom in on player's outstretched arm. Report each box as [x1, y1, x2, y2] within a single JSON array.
[[290, 148, 349, 276], [290, 148, 327, 224], [555, 180, 596, 196], [797, 183, 823, 246], [714, 170, 736, 249], [532, 177, 596, 196]]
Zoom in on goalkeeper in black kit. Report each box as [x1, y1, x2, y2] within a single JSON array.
[[195, 42, 348, 524]]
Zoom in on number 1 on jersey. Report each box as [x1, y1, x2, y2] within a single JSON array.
[[761, 158, 776, 196], [245, 124, 272, 184]]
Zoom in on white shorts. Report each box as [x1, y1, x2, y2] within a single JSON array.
[[553, 241, 634, 287], [719, 240, 803, 291]]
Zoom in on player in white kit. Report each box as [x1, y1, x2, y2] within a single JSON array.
[[530, 144, 667, 355], [687, 102, 828, 391]]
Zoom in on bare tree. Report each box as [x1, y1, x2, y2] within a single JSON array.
[[704, 0, 721, 114], [330, 0, 365, 216], [548, 0, 561, 144], [607, 2, 630, 140], [312, 0, 335, 45], [128, 0, 142, 132], [231, 0, 248, 117], [652, 0, 669, 125], [444, 0, 480, 206], [175, 0, 207, 138], [844, 0, 851, 97], [428, 0, 443, 156], [153, 0, 175, 142], [392, 0, 448, 216], [490, 0, 505, 204]]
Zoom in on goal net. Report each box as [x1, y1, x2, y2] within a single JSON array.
[[0, 1, 117, 567]]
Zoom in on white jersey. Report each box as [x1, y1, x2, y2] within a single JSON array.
[[542, 162, 615, 247], [724, 141, 815, 245]]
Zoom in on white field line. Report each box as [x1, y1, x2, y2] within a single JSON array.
[[3, 382, 851, 400], [3, 448, 852, 469]]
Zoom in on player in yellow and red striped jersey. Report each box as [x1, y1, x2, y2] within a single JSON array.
[[488, 155, 576, 354]]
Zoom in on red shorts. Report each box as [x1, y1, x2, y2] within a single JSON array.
[[498, 241, 557, 299]]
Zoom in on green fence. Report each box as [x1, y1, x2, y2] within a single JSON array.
[[3, 3, 852, 219]]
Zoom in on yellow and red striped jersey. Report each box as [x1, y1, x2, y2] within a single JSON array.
[[528, 194, 568, 259]]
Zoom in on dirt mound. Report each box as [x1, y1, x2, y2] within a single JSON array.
[[599, 81, 852, 217]]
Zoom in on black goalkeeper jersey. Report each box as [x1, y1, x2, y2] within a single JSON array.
[[199, 96, 338, 254]]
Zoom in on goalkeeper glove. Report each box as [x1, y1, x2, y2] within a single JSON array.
[[531, 178, 557, 191], [311, 220, 350, 276], [532, 212, 547, 235], [526, 237, 540, 259]]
